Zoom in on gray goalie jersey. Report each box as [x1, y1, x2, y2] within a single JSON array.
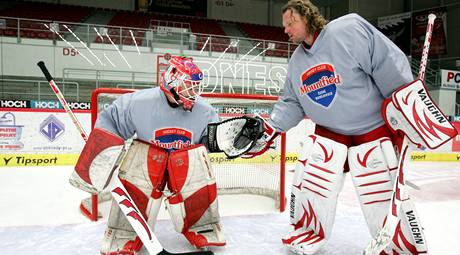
[[270, 13, 413, 135], [95, 87, 219, 150]]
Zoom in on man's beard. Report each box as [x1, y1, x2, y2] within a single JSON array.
[[290, 37, 303, 44]]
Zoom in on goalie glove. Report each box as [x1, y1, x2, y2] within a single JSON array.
[[205, 116, 265, 159], [241, 118, 279, 159], [382, 79, 457, 149]]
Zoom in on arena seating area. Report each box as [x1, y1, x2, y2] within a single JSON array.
[[0, 1, 290, 57], [0, 1, 91, 39], [100, 10, 233, 52], [238, 23, 292, 57], [95, 10, 150, 46]]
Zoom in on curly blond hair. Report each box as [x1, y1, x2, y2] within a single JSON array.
[[282, 0, 327, 34]]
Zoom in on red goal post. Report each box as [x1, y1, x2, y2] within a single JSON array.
[[82, 88, 286, 221]]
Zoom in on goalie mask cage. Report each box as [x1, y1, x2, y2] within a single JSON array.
[[83, 88, 286, 221]]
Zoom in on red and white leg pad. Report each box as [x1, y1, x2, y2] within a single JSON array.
[[101, 141, 168, 255], [349, 138, 427, 254], [166, 145, 225, 249], [71, 127, 125, 193], [289, 135, 315, 229], [348, 138, 398, 237], [282, 135, 347, 255]]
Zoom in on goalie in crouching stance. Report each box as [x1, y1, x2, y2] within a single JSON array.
[[69, 56, 234, 255]]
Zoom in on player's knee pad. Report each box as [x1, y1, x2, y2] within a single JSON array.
[[120, 140, 168, 196], [119, 140, 169, 228], [283, 135, 347, 255], [348, 138, 398, 237], [165, 144, 225, 248], [101, 141, 168, 255]]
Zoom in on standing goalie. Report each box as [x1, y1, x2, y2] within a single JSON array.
[[69, 56, 227, 254], [230, 0, 457, 254]]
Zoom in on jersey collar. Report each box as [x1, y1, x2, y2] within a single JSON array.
[[301, 31, 319, 50]]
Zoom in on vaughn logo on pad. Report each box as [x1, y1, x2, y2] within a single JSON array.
[[299, 63, 342, 108], [392, 79, 457, 149]]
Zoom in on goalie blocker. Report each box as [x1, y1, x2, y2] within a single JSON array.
[[382, 79, 457, 149]]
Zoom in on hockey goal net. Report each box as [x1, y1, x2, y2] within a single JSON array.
[[82, 88, 286, 221]]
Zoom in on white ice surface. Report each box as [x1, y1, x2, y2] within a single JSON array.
[[0, 161, 459, 254]]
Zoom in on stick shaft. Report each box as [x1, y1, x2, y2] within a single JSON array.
[[365, 14, 436, 254], [37, 61, 88, 141], [418, 14, 436, 80]]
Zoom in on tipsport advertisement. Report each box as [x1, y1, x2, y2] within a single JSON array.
[[0, 108, 90, 167]]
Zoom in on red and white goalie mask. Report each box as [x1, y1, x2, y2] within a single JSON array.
[[160, 56, 203, 111]]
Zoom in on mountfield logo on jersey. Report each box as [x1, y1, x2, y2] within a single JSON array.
[[152, 128, 192, 151], [299, 63, 341, 107]]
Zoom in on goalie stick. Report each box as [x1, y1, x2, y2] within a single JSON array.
[[364, 14, 436, 255], [37, 61, 214, 255]]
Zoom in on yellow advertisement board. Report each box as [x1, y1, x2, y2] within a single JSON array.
[[0, 154, 80, 167], [410, 152, 460, 162], [209, 152, 299, 165], [1, 151, 458, 168]]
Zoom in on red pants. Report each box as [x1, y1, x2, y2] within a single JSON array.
[[314, 124, 403, 172]]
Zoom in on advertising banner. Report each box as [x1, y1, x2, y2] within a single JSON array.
[[411, 7, 447, 56], [30, 100, 91, 110], [1, 99, 90, 110], [378, 12, 411, 55], [0, 108, 457, 165], [148, 0, 207, 17], [0, 99, 30, 108], [0, 108, 90, 167], [441, 69, 460, 90]]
